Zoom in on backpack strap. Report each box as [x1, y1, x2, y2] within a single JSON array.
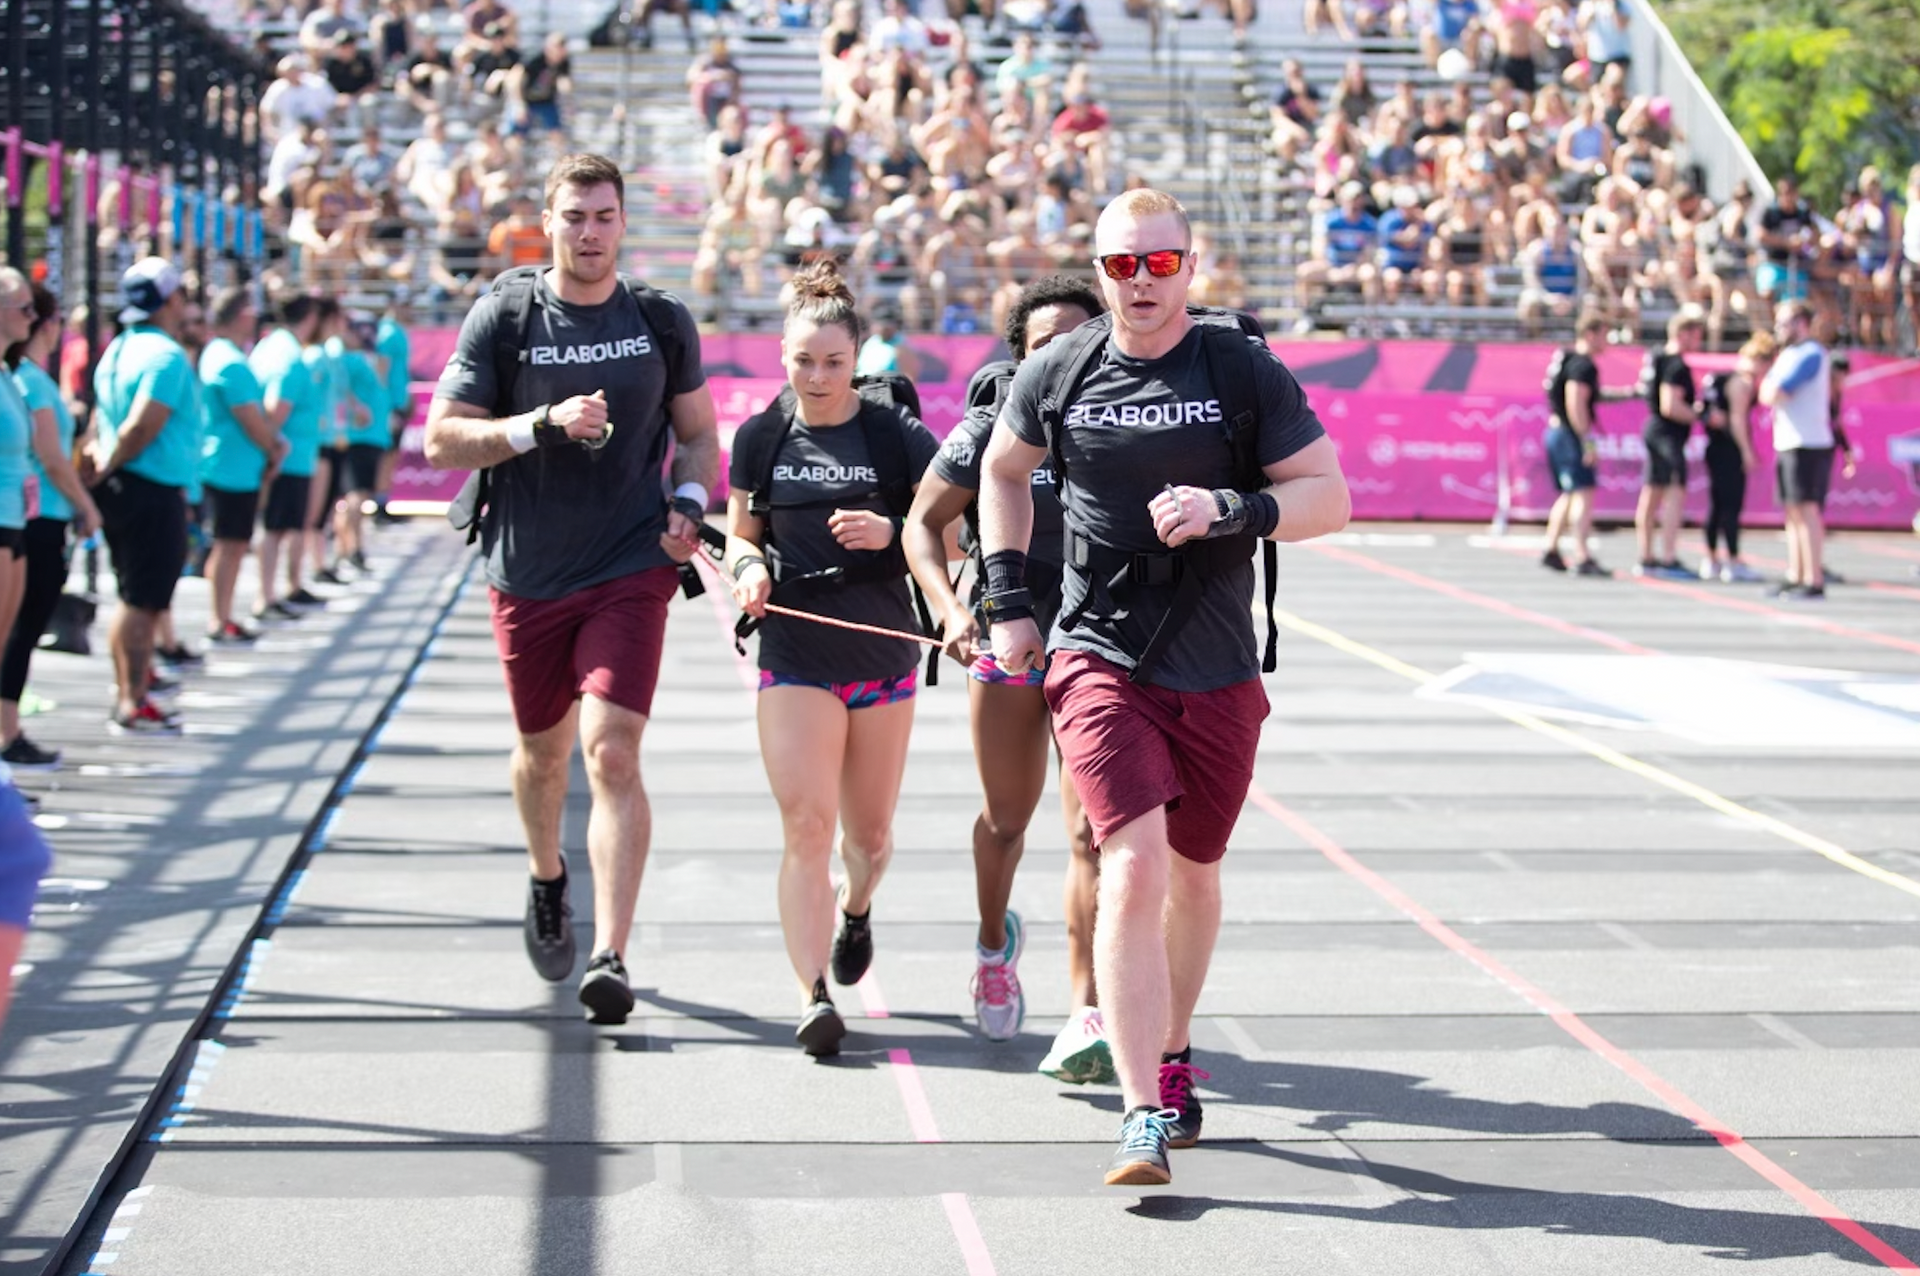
[[855, 392, 916, 520], [1198, 324, 1279, 674], [488, 265, 544, 416], [853, 393, 941, 684], [627, 282, 686, 395], [1036, 317, 1112, 498], [743, 396, 798, 528]]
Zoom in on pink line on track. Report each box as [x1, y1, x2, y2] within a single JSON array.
[[1307, 542, 1657, 655], [867, 984, 1000, 1271], [1628, 576, 1920, 657], [1855, 542, 1920, 564], [887, 1048, 944, 1144], [1247, 785, 1920, 1271], [1676, 539, 1920, 604], [726, 630, 996, 1272]]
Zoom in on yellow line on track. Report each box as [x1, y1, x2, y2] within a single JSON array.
[[1272, 607, 1920, 903]]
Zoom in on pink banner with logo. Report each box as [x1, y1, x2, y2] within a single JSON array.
[[391, 331, 1920, 530]]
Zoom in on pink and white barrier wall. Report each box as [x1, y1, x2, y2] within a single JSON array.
[[391, 334, 1920, 530]]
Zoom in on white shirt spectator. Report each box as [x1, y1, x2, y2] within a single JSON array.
[[260, 66, 335, 139], [266, 130, 320, 197], [1578, 0, 1631, 64], [871, 3, 930, 57], [1763, 339, 1833, 450]]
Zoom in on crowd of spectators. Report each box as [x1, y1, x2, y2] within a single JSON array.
[[199, 0, 1919, 350], [1276, 1, 1915, 350], [240, 0, 577, 319], [689, 3, 1134, 333]]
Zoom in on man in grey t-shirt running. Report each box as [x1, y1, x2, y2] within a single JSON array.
[[979, 189, 1352, 1186], [426, 153, 719, 1024]]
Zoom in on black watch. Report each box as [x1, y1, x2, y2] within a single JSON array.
[[532, 403, 567, 448]]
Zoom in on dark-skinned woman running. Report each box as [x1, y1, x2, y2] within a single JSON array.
[[902, 275, 1113, 1083]]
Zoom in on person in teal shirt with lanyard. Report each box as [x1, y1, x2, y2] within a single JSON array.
[[86, 257, 199, 734], [248, 294, 324, 622], [200, 286, 290, 644], [373, 292, 413, 521], [4, 282, 102, 767]]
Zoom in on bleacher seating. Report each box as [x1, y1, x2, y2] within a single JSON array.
[[196, 0, 1905, 351]]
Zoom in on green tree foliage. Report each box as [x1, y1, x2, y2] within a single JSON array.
[[1657, 0, 1920, 208]]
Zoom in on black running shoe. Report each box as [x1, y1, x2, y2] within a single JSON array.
[[156, 643, 204, 669], [285, 588, 327, 608], [313, 566, 347, 586], [797, 979, 846, 1057], [349, 551, 371, 573], [1540, 549, 1567, 572], [1105, 1105, 1177, 1186], [253, 601, 302, 622], [146, 671, 182, 699], [830, 901, 873, 985], [578, 949, 635, 1024], [1785, 584, 1826, 601], [1, 734, 61, 770], [1158, 1056, 1211, 1149], [1574, 559, 1611, 577], [524, 870, 576, 982]]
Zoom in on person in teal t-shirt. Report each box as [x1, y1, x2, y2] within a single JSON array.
[[0, 268, 38, 753], [302, 299, 354, 599], [373, 296, 413, 518], [5, 283, 104, 766], [86, 256, 198, 733], [200, 286, 290, 644], [323, 314, 388, 580], [154, 298, 213, 667], [247, 293, 325, 621]]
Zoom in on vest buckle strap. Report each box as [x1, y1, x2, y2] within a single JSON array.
[[1127, 554, 1185, 587]]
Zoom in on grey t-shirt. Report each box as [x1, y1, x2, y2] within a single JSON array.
[[1000, 323, 1325, 691], [435, 275, 705, 599], [731, 403, 940, 684], [930, 399, 1068, 636]]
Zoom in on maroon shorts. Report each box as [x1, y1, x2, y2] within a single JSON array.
[[488, 566, 679, 735], [1044, 649, 1269, 864]]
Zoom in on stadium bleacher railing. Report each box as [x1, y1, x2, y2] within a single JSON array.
[[1626, 0, 1768, 201]]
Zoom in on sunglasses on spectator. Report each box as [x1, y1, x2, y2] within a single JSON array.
[[1096, 249, 1187, 281]]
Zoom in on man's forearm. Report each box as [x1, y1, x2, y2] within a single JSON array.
[[977, 470, 1035, 561], [669, 425, 720, 494], [424, 405, 540, 470]]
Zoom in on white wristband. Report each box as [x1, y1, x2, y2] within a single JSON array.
[[505, 411, 538, 455], [673, 481, 709, 510]]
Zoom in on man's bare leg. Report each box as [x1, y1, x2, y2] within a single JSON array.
[[578, 694, 651, 961]]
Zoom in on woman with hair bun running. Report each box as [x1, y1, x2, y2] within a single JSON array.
[[726, 260, 939, 1056], [903, 275, 1113, 1082]]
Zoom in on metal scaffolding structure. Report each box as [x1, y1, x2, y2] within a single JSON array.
[[1, 0, 269, 378]]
